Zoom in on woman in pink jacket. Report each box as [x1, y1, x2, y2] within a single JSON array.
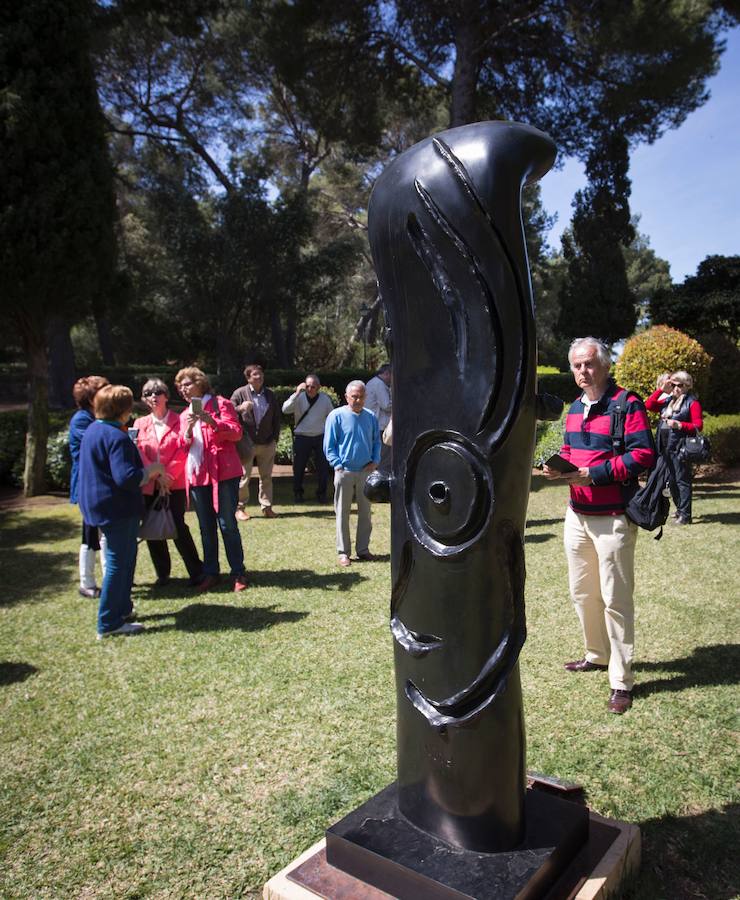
[[136, 378, 203, 587], [174, 367, 248, 592]]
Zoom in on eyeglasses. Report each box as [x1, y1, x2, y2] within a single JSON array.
[[143, 390, 166, 397], [669, 382, 684, 388]]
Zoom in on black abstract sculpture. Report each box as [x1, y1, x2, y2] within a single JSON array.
[[324, 122, 588, 899]]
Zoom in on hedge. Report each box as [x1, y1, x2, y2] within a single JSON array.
[[614, 326, 712, 403]]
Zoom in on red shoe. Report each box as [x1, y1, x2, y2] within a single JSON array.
[[234, 575, 249, 592], [196, 575, 220, 592]]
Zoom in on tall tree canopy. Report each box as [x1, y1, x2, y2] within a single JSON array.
[[1, 0, 117, 494], [651, 255, 740, 340]]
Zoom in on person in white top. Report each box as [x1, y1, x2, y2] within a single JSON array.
[[364, 364, 392, 470], [282, 374, 335, 502]]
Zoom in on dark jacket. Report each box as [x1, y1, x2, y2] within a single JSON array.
[[78, 421, 144, 526], [69, 408, 95, 505], [230, 385, 281, 446]]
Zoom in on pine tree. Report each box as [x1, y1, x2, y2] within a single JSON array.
[[0, 0, 117, 494], [557, 131, 637, 344]]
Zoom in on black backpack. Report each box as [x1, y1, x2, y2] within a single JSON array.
[[610, 390, 670, 540]]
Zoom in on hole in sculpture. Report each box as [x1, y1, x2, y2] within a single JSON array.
[[429, 482, 449, 504]]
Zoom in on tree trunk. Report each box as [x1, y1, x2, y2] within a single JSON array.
[[285, 299, 297, 368], [270, 306, 289, 367], [94, 309, 116, 365], [47, 315, 76, 408], [450, 18, 480, 127], [23, 333, 49, 497]]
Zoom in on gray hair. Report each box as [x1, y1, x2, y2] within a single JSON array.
[[568, 337, 611, 370], [141, 377, 170, 399], [671, 370, 694, 391], [305, 373, 321, 385], [345, 380, 366, 394]]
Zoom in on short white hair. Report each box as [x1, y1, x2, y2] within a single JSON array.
[[568, 337, 611, 370], [671, 370, 693, 390], [346, 380, 366, 393]]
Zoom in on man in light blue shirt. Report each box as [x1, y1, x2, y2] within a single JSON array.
[[323, 380, 381, 567]]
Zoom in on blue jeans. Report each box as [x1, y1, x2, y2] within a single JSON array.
[[190, 477, 245, 576], [98, 516, 139, 635]]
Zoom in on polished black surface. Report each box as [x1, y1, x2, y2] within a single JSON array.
[[367, 121, 556, 851], [326, 783, 589, 900]]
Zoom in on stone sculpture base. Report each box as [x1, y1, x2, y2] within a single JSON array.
[[324, 783, 587, 899], [263, 783, 641, 900]]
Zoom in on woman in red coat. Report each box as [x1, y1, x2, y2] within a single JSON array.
[[136, 378, 203, 586], [175, 367, 248, 591], [645, 369, 704, 525]]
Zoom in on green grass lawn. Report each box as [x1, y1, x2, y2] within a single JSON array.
[[1, 475, 738, 899]]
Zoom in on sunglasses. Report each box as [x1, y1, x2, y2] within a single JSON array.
[[143, 389, 167, 397]]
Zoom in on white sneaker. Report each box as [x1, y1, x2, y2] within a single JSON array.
[[97, 622, 145, 640]]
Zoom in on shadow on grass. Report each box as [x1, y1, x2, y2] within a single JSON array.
[[693, 511, 740, 525], [626, 803, 739, 900], [524, 533, 555, 544], [261, 510, 336, 519], [138, 602, 308, 633], [251, 568, 369, 592], [0, 548, 74, 607], [0, 661, 39, 686], [634, 644, 740, 696], [0, 514, 77, 547], [526, 517, 563, 528]]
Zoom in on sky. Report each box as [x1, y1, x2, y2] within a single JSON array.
[[538, 27, 740, 283]]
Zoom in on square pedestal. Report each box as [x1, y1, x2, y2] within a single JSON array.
[[323, 782, 588, 899]]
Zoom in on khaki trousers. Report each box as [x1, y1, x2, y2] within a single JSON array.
[[238, 440, 275, 510], [334, 469, 372, 557], [563, 507, 637, 691]]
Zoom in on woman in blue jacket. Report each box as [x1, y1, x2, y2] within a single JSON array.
[[69, 376, 109, 597], [79, 385, 164, 638]]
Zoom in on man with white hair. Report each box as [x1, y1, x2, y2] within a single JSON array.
[[323, 381, 381, 567], [544, 337, 655, 714], [282, 374, 334, 503]]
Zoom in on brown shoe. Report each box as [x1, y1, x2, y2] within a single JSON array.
[[338, 554, 351, 567], [234, 575, 249, 592], [607, 689, 633, 714], [356, 551, 375, 561], [564, 658, 608, 673], [262, 507, 278, 518], [235, 509, 250, 522], [196, 574, 220, 592]]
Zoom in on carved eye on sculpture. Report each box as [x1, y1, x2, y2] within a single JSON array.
[[405, 435, 493, 557]]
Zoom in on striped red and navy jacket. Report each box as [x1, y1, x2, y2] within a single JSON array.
[[561, 379, 656, 516]]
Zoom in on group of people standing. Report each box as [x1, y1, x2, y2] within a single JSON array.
[[69, 364, 392, 638]]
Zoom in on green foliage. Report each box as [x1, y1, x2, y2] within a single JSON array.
[[533, 411, 567, 469], [537, 372, 579, 404], [0, 412, 26, 485], [623, 218, 672, 316], [651, 255, 740, 340], [558, 131, 637, 344], [0, 411, 72, 488], [45, 431, 72, 491], [0, 0, 117, 323], [696, 331, 740, 414], [614, 326, 712, 401], [702, 413, 740, 465]]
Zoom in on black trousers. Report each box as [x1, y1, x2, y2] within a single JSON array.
[[143, 489, 203, 579], [293, 434, 330, 499], [665, 450, 693, 521]]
